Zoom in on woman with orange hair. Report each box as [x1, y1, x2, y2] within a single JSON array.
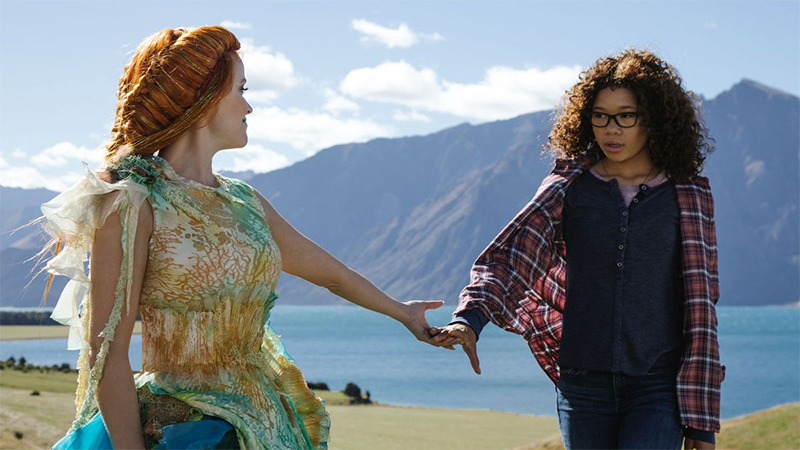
[[44, 26, 443, 450]]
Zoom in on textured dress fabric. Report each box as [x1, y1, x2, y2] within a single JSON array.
[[45, 155, 330, 450]]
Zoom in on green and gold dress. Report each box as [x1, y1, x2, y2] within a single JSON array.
[[46, 155, 329, 449]]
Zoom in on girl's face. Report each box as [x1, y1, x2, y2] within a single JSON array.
[[591, 87, 649, 165], [206, 53, 252, 151]]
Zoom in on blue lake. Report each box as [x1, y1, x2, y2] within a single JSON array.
[[1, 306, 797, 419]]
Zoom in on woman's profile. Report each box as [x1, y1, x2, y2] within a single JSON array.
[[42, 25, 443, 450], [432, 49, 723, 450]]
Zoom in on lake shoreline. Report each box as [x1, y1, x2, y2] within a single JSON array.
[[0, 323, 142, 341], [2, 306, 798, 424], [2, 302, 799, 341]]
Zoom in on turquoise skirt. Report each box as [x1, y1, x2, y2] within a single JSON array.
[[52, 414, 240, 449]]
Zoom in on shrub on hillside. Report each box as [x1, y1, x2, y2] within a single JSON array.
[[343, 382, 372, 405], [307, 382, 330, 391]]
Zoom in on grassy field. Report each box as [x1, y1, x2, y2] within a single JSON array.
[[1, 369, 797, 450], [1, 370, 82, 449], [326, 405, 558, 450], [0, 323, 142, 341], [717, 403, 800, 450]]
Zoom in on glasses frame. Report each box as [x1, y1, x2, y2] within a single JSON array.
[[589, 111, 640, 128]]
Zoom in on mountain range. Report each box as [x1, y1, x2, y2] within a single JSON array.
[[2, 79, 797, 308]]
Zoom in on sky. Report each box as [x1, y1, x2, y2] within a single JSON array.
[[1, 0, 798, 191]]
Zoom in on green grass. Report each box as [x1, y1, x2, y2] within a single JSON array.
[[326, 404, 558, 450], [0, 368, 78, 393], [1, 387, 76, 431], [315, 390, 350, 406], [0, 371, 558, 449], [718, 403, 800, 450], [1, 370, 798, 450]]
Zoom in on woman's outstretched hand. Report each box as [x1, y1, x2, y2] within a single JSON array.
[[428, 324, 481, 374], [401, 301, 455, 350]]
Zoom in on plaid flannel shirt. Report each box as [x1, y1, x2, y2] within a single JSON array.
[[454, 153, 724, 432]]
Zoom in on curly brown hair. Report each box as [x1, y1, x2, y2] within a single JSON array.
[[546, 49, 713, 181]]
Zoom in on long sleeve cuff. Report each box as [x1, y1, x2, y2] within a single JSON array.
[[685, 427, 715, 444], [449, 308, 490, 341]]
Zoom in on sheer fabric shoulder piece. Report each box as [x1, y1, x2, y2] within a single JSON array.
[[45, 155, 330, 449], [41, 155, 158, 431]]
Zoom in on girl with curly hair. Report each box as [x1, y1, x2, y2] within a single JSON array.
[[433, 49, 723, 449], [42, 25, 444, 450]]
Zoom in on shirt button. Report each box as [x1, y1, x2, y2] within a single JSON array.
[[617, 262, 623, 267], [633, 198, 639, 203], [620, 227, 626, 232], [641, 185, 648, 191], [622, 211, 628, 216], [619, 244, 624, 250]]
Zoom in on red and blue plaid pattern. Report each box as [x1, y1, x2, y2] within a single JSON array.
[[455, 153, 723, 432]]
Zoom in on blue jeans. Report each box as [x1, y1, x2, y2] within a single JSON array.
[[556, 368, 684, 450]]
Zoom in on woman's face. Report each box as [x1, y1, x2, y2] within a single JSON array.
[[206, 53, 252, 150], [591, 87, 649, 165]]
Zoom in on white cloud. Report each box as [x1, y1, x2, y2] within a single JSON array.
[[423, 32, 445, 42], [393, 109, 431, 123], [351, 19, 444, 49], [703, 21, 719, 31], [341, 61, 581, 121], [30, 141, 104, 168], [247, 106, 395, 155], [0, 142, 101, 190], [322, 89, 360, 115], [744, 158, 765, 188], [218, 143, 291, 173], [239, 38, 300, 104], [0, 161, 82, 191], [221, 21, 253, 31], [341, 61, 440, 103]]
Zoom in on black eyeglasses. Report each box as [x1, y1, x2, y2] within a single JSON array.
[[590, 111, 640, 128]]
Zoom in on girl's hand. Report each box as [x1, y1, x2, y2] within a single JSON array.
[[429, 324, 481, 374], [401, 300, 454, 349]]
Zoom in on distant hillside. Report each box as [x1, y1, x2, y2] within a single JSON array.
[[253, 79, 799, 306], [702, 80, 799, 306], [2, 79, 798, 307]]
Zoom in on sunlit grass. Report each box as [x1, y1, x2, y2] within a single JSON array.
[[0, 370, 797, 450]]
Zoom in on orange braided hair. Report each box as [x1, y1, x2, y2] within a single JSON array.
[[36, 26, 240, 306], [106, 26, 241, 162]]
